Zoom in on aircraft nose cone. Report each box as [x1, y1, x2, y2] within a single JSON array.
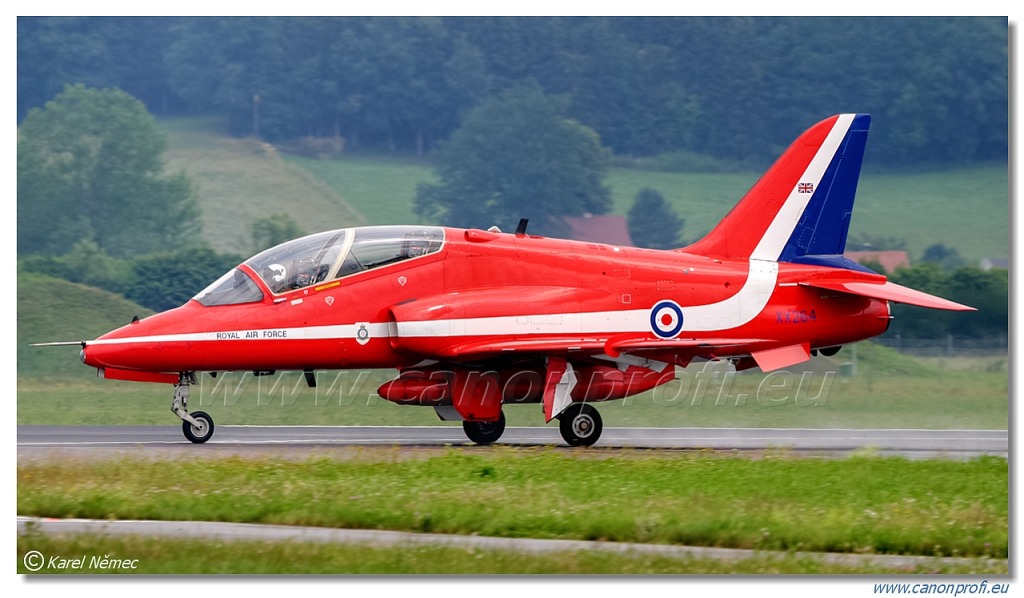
[[80, 341, 112, 369]]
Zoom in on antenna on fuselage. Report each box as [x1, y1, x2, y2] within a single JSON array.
[[515, 218, 529, 237]]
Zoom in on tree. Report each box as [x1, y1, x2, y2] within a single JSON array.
[[249, 213, 306, 253], [627, 188, 684, 249], [18, 17, 1008, 165], [945, 266, 1008, 339], [18, 84, 201, 257], [921, 243, 965, 271], [414, 83, 611, 236], [123, 246, 243, 312]]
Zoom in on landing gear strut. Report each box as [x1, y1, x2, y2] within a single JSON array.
[[463, 410, 506, 445], [170, 372, 215, 444], [558, 403, 603, 447]]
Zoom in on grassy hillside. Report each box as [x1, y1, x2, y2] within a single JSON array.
[[605, 165, 1008, 263], [286, 154, 435, 226], [160, 118, 366, 255], [159, 117, 1007, 264], [17, 272, 153, 379]]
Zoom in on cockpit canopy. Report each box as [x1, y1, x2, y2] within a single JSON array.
[[195, 225, 444, 306]]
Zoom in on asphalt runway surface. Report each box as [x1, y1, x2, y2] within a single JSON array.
[[17, 425, 1008, 459]]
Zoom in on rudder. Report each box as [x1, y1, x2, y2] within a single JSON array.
[[778, 113, 870, 265]]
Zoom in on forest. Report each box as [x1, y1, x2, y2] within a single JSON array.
[[16, 17, 1008, 342], [18, 16, 1008, 166]]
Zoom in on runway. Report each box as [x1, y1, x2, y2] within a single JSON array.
[[17, 425, 1008, 459]]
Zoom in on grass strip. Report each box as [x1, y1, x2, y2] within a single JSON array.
[[16, 531, 1006, 575], [18, 449, 1007, 558]]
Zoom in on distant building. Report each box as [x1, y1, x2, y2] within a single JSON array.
[[980, 258, 1009, 271], [564, 214, 634, 247], [844, 250, 911, 273]]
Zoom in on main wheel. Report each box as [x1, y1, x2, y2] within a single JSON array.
[[183, 410, 215, 444], [558, 403, 602, 447], [462, 411, 506, 445]]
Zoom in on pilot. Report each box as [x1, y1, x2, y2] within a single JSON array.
[[291, 259, 329, 289], [264, 264, 289, 293]]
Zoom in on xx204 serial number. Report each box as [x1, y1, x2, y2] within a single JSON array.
[[776, 309, 817, 324]]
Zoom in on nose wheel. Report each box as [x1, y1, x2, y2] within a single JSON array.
[[170, 373, 215, 443], [182, 410, 215, 443]]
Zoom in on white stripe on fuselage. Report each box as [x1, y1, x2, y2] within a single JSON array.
[[87, 261, 780, 346], [87, 323, 393, 346], [395, 259, 778, 337], [750, 113, 855, 262]]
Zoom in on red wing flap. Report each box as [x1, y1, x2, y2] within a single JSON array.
[[415, 336, 769, 362], [801, 280, 975, 311], [606, 335, 768, 357], [751, 343, 812, 372], [433, 338, 608, 359]]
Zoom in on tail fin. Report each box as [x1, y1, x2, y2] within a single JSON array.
[[685, 114, 871, 267]]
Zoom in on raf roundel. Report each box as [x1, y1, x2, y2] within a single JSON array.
[[649, 300, 684, 339]]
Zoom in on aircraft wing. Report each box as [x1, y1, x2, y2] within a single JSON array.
[[426, 335, 768, 361]]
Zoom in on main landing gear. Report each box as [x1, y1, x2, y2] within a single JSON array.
[[462, 411, 506, 445], [171, 372, 215, 443], [557, 403, 603, 447], [459, 404, 605, 447]]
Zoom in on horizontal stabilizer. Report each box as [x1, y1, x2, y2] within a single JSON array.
[[801, 280, 975, 311]]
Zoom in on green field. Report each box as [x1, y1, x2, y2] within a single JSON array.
[[156, 118, 1007, 264], [17, 450, 1008, 559], [15, 366, 1009, 431], [286, 154, 435, 227], [603, 164, 1008, 264], [18, 531, 1007, 575]]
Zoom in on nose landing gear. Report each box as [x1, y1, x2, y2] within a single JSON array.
[[170, 372, 215, 443]]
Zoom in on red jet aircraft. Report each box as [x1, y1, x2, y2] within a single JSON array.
[[48, 114, 974, 446]]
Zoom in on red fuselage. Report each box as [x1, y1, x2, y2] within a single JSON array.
[[82, 226, 890, 376], [68, 114, 974, 446]]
